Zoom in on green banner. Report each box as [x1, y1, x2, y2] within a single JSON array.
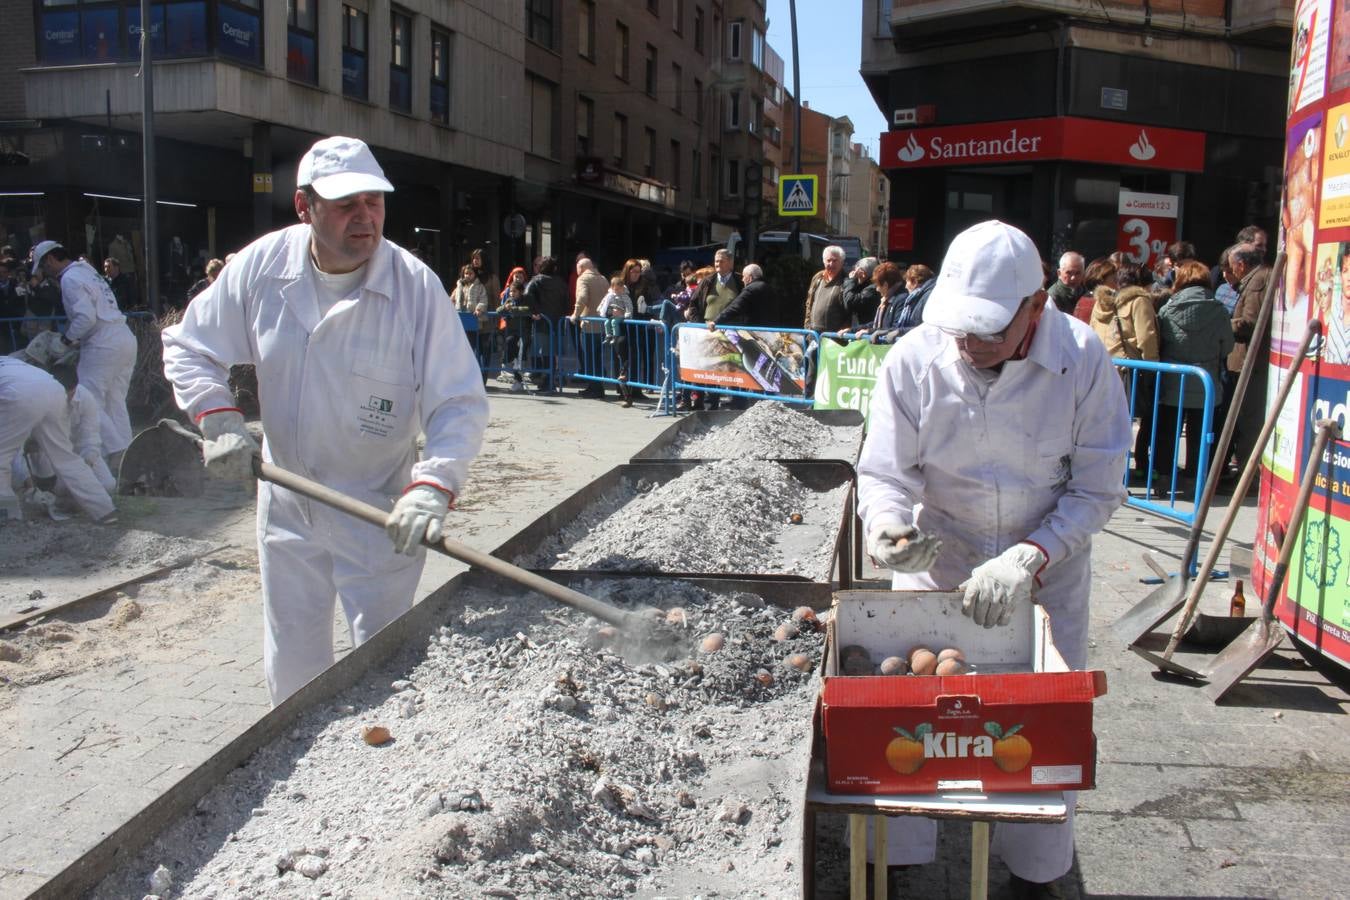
[[813, 339, 892, 418]]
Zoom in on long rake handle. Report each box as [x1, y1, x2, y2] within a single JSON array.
[[1160, 317, 1321, 660]]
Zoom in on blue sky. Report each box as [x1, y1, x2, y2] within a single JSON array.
[[765, 0, 888, 158]]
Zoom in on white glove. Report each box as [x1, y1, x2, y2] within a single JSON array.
[[80, 448, 102, 468], [959, 543, 1048, 628], [866, 523, 942, 573], [198, 410, 259, 481], [386, 484, 452, 555]]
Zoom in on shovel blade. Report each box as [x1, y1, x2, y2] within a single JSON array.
[[1110, 574, 1189, 644], [1127, 642, 1208, 680], [117, 422, 205, 498], [1203, 620, 1285, 703]]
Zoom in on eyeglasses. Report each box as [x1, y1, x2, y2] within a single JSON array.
[[937, 296, 1034, 345]]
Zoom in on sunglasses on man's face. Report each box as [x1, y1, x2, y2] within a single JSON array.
[[936, 297, 1034, 345]]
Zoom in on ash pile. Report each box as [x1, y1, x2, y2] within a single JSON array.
[[519, 458, 849, 580], [665, 402, 861, 460], [93, 577, 826, 900]]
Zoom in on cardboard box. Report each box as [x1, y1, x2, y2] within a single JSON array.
[[821, 590, 1106, 795]]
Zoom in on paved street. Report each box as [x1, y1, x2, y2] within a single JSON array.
[[1, 390, 1347, 899]]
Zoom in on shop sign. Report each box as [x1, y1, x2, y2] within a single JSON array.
[[888, 218, 914, 252], [880, 116, 1205, 172], [39, 11, 80, 63], [1116, 190, 1179, 270], [576, 157, 604, 183], [1320, 103, 1350, 230], [217, 4, 261, 65]]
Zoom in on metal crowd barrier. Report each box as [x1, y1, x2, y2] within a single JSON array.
[[2, 311, 154, 355], [1114, 358, 1217, 527], [671, 322, 819, 409], [557, 315, 675, 413], [473, 311, 559, 391]]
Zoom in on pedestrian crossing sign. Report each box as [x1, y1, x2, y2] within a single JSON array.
[[778, 174, 818, 217]]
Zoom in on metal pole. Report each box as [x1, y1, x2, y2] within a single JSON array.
[[140, 0, 159, 315], [788, 0, 802, 248]]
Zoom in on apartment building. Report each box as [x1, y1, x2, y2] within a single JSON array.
[[0, 0, 775, 296], [846, 144, 888, 259], [862, 0, 1291, 266], [781, 99, 855, 236]]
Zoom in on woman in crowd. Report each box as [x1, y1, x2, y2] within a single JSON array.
[[1153, 259, 1235, 488], [471, 248, 500, 306], [1090, 262, 1160, 485], [875, 264, 935, 344]]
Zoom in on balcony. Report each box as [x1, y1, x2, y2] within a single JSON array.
[[1229, 0, 1295, 43]]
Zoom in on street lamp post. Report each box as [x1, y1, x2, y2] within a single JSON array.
[[139, 0, 159, 315]]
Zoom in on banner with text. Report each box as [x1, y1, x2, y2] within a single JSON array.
[[812, 339, 893, 418], [677, 327, 808, 397]]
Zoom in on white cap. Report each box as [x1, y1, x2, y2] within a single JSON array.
[[296, 136, 394, 200], [31, 240, 62, 275], [923, 221, 1045, 334]]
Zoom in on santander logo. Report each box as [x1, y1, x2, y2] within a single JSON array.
[[897, 134, 925, 163], [1129, 130, 1156, 161]]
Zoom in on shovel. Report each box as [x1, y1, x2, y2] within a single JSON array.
[[1128, 319, 1322, 677], [144, 419, 666, 638], [117, 418, 207, 497], [1110, 253, 1287, 644], [1203, 418, 1339, 702]]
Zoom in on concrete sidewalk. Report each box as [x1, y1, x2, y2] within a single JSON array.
[[0, 387, 673, 899]]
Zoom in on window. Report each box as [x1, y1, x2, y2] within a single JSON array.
[[726, 159, 740, 196], [712, 11, 721, 58], [342, 5, 368, 101], [287, 0, 318, 84], [670, 140, 681, 189], [726, 89, 741, 130], [728, 21, 741, 60], [614, 21, 629, 80], [748, 95, 762, 135], [578, 0, 594, 60], [693, 149, 702, 198], [693, 77, 703, 122], [673, 0, 684, 34], [36, 1, 270, 65], [671, 62, 682, 112], [643, 127, 656, 177], [644, 44, 657, 97], [694, 6, 704, 54], [430, 28, 451, 124], [751, 28, 764, 69], [526, 0, 554, 50], [613, 113, 628, 167], [216, 0, 262, 65], [389, 9, 411, 112], [529, 76, 557, 158], [576, 94, 594, 155]]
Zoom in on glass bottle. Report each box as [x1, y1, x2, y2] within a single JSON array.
[[1229, 579, 1246, 617]]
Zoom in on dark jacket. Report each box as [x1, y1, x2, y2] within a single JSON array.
[[107, 272, 136, 310], [26, 277, 61, 318], [714, 278, 774, 326], [524, 273, 568, 320], [1047, 279, 1084, 315], [877, 279, 934, 343], [1157, 285, 1236, 409], [689, 271, 744, 322], [841, 278, 882, 327]]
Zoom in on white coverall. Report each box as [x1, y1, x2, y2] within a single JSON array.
[[59, 260, 137, 455], [14, 383, 117, 493], [0, 357, 116, 521], [162, 225, 489, 705], [856, 303, 1131, 883]]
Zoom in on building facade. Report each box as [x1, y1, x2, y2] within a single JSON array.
[[1, 0, 776, 303], [846, 143, 889, 259], [862, 0, 1291, 268], [781, 100, 856, 236]]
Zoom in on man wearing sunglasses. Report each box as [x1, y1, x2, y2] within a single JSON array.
[[856, 220, 1131, 899]]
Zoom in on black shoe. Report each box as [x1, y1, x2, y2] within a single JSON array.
[[1008, 873, 1065, 900]]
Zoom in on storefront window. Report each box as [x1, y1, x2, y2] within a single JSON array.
[[287, 0, 318, 84], [430, 28, 450, 124], [35, 2, 239, 65], [343, 5, 369, 101]]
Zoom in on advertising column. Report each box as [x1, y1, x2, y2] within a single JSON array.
[[1256, 0, 1350, 673]]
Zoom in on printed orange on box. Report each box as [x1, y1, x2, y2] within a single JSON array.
[[821, 591, 1107, 795]]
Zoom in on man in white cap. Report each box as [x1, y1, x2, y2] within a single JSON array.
[[856, 220, 1131, 898], [31, 240, 139, 467], [162, 135, 489, 705]]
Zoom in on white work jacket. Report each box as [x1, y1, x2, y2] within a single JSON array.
[[58, 260, 126, 345], [68, 384, 107, 458], [857, 303, 1131, 668], [162, 225, 488, 509]]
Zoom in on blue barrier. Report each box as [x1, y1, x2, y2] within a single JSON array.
[[475, 311, 559, 391], [1114, 358, 1217, 527], [558, 316, 675, 413], [671, 322, 817, 408]]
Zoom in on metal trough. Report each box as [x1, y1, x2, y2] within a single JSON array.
[[629, 408, 864, 463]]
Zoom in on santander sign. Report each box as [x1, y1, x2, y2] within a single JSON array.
[[880, 116, 1204, 172]]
